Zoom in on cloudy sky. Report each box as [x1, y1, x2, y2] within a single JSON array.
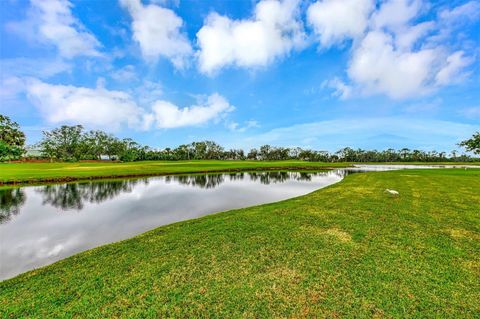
[[1, 0, 479, 152]]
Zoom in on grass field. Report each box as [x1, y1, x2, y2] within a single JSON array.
[[1, 168, 479, 318], [1, 160, 478, 185], [0, 160, 349, 185]]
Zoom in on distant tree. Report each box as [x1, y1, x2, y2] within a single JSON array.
[[0, 115, 26, 161], [175, 144, 193, 160], [40, 125, 84, 161], [289, 147, 303, 159], [81, 130, 112, 160], [192, 141, 207, 159], [119, 138, 142, 162], [459, 132, 480, 155], [450, 150, 458, 160], [259, 145, 272, 160], [336, 147, 355, 162], [204, 141, 224, 159], [400, 148, 411, 161], [247, 148, 259, 160], [0, 115, 25, 147]]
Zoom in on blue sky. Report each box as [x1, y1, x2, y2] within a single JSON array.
[[1, 0, 479, 152]]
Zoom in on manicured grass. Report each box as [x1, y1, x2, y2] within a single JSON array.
[[1, 169, 479, 318], [1, 160, 478, 185], [0, 160, 348, 185]]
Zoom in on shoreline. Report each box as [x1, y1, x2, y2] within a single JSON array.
[[0, 165, 345, 187]]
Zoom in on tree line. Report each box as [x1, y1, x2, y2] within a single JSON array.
[[1, 115, 479, 162]]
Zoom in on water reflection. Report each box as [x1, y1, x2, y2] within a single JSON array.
[[0, 188, 26, 223], [167, 174, 226, 189], [1, 172, 344, 215], [36, 179, 148, 211], [167, 171, 331, 189]]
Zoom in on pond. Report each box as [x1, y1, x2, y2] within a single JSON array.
[[1, 170, 347, 280]]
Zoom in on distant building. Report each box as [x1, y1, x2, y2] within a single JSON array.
[[24, 146, 42, 157], [100, 155, 118, 161]]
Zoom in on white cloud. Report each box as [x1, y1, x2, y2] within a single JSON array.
[[312, 0, 476, 99], [435, 51, 472, 86], [348, 30, 439, 99], [9, 0, 101, 58], [24, 79, 235, 131], [322, 77, 352, 99], [196, 0, 306, 74], [151, 94, 234, 128], [25, 79, 143, 130], [0, 77, 27, 107], [395, 21, 435, 51], [371, 0, 422, 30], [0, 58, 71, 105], [307, 0, 373, 47], [120, 0, 192, 68], [439, 1, 480, 24]]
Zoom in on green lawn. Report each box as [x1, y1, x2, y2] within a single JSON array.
[[1, 168, 479, 318], [0, 160, 348, 185], [1, 160, 478, 185]]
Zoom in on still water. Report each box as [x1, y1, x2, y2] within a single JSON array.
[[0, 170, 346, 280]]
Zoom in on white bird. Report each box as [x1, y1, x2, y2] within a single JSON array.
[[385, 189, 399, 195]]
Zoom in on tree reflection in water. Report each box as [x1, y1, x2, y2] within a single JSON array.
[[0, 188, 26, 223], [169, 171, 326, 188], [166, 174, 226, 189], [36, 179, 149, 211], [1, 171, 340, 216]]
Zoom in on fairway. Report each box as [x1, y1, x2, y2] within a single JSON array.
[[1, 168, 479, 318], [0, 160, 348, 185], [1, 160, 478, 185]]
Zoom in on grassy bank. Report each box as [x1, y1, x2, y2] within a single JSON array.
[[1, 169, 479, 318], [0, 160, 349, 185]]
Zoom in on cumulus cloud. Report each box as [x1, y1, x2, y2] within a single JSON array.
[[120, 0, 192, 68], [8, 0, 101, 58], [25, 79, 144, 130], [308, 0, 476, 99], [307, 0, 373, 47], [196, 0, 306, 74], [395, 21, 435, 51], [439, 1, 480, 24], [24, 79, 234, 131], [348, 30, 440, 98], [370, 0, 422, 30], [151, 94, 235, 128], [435, 51, 473, 86]]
